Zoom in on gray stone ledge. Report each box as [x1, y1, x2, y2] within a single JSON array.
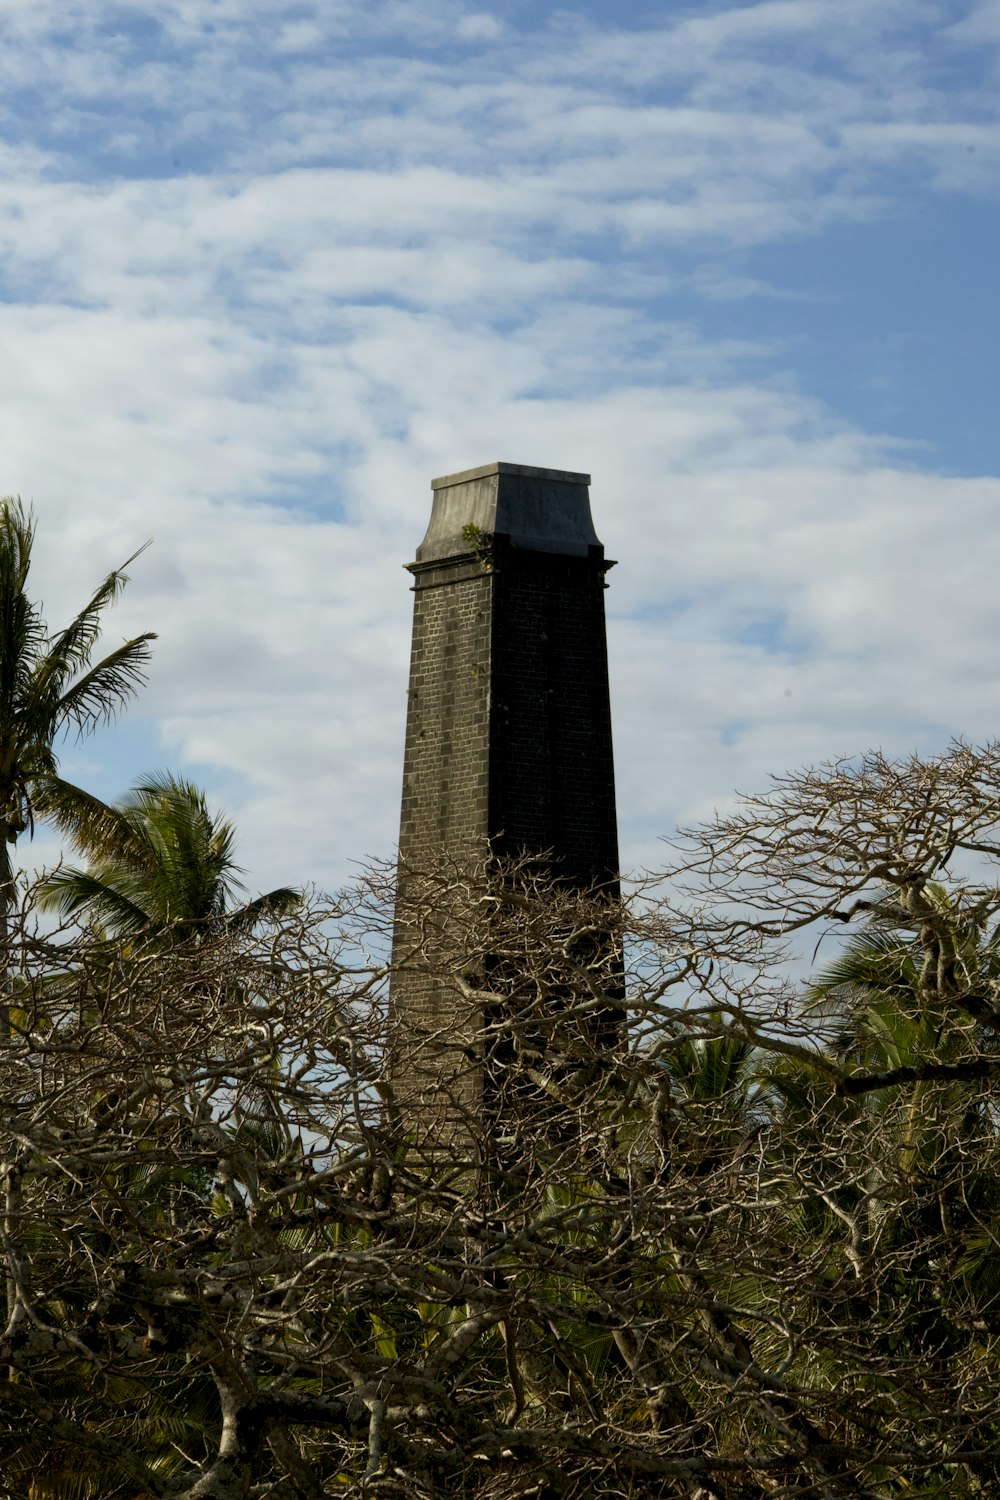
[[431, 461, 591, 490]]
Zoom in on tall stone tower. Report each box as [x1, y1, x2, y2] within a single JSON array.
[[389, 462, 621, 1131]]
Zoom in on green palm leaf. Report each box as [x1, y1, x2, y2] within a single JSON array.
[[39, 771, 300, 940], [0, 496, 155, 859]]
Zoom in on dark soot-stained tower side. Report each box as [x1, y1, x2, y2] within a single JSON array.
[[390, 462, 621, 1123]]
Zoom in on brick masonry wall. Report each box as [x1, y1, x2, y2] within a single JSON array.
[[397, 555, 493, 866], [390, 553, 494, 1127], [389, 536, 620, 1132], [489, 539, 619, 887]]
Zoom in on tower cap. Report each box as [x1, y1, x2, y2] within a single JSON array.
[[417, 462, 600, 562]]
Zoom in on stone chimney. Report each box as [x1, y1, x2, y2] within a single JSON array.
[[389, 462, 621, 1138]]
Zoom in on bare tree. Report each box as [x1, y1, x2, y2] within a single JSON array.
[[5, 742, 1000, 1498]]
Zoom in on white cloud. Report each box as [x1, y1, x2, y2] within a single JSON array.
[[275, 20, 327, 54], [456, 13, 502, 41], [840, 120, 1000, 192], [15, 263, 986, 896], [944, 1, 1000, 45], [0, 0, 996, 903]]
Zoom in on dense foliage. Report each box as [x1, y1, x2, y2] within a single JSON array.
[[4, 742, 1000, 1498]]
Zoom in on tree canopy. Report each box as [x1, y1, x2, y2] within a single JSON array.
[[4, 740, 1000, 1498]]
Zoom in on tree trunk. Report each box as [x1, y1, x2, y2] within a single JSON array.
[[0, 822, 10, 1039], [0, 821, 15, 1351]]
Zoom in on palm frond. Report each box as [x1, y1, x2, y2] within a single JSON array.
[[0, 495, 33, 591], [41, 771, 291, 941], [48, 632, 157, 737], [225, 885, 301, 930], [0, 498, 47, 732], [0, 505, 155, 869], [659, 1023, 760, 1104], [37, 865, 153, 932], [809, 927, 922, 1006], [29, 542, 151, 700], [32, 776, 142, 865], [128, 773, 246, 920]]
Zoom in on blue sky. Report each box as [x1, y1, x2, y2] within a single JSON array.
[[4, 0, 1000, 892]]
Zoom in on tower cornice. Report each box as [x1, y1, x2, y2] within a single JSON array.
[[417, 461, 602, 563]]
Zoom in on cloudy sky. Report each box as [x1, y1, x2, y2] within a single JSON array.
[[5, 0, 1000, 896]]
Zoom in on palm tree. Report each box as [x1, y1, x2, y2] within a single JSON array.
[[805, 884, 1000, 1084], [0, 496, 155, 1005], [783, 894, 1000, 1491], [39, 771, 300, 940]]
